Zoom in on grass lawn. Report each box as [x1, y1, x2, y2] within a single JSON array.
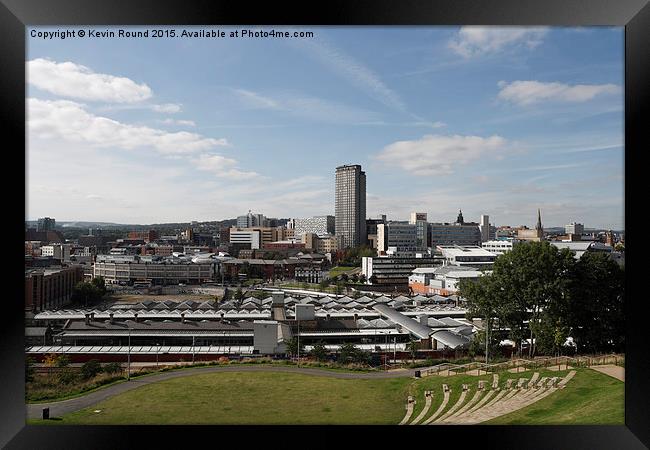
[[485, 368, 624, 425], [329, 266, 357, 278], [33, 372, 411, 425], [27, 367, 624, 425]]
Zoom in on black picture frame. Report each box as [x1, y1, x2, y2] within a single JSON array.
[[2, 0, 647, 448]]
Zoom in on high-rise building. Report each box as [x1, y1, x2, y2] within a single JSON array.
[[37, 217, 56, 232], [335, 164, 366, 249], [236, 211, 268, 228], [409, 212, 428, 248], [479, 215, 496, 242]]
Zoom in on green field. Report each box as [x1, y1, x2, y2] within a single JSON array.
[[328, 266, 357, 278], [39, 372, 411, 425], [485, 368, 624, 425], [29, 367, 623, 425]]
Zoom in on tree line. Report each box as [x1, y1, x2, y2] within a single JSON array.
[[458, 241, 624, 358]]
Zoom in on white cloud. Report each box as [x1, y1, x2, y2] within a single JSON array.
[[151, 103, 182, 113], [448, 27, 548, 58], [375, 134, 508, 176], [27, 58, 153, 103], [191, 153, 259, 180], [161, 118, 196, 127], [28, 98, 227, 154], [497, 80, 621, 105]]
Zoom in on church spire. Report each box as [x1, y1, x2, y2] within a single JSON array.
[[536, 208, 543, 231], [456, 209, 464, 224]]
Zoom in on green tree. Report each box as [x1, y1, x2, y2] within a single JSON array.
[[337, 343, 369, 365], [53, 354, 70, 368], [284, 337, 304, 358], [103, 362, 122, 374], [458, 273, 501, 362], [71, 282, 103, 307], [310, 341, 329, 362], [565, 252, 625, 353], [91, 276, 107, 295], [486, 241, 574, 357], [80, 359, 102, 380], [406, 339, 419, 364], [25, 357, 35, 382]]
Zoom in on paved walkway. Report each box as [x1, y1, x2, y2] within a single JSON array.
[[27, 365, 416, 419], [590, 364, 625, 382]]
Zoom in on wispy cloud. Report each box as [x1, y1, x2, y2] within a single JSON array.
[[27, 58, 153, 103], [497, 80, 621, 105], [448, 27, 548, 58], [232, 88, 380, 123], [291, 36, 407, 113]]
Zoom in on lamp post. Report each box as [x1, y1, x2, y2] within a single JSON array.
[[192, 335, 196, 364], [297, 319, 300, 368], [127, 327, 131, 380], [156, 342, 160, 367]]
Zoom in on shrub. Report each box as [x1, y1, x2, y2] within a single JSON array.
[[57, 368, 78, 385], [103, 362, 122, 374], [80, 359, 102, 380]]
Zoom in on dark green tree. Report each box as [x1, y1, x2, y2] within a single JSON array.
[[25, 356, 35, 382], [310, 341, 329, 362], [71, 282, 103, 307], [80, 359, 102, 380], [284, 337, 305, 358], [486, 241, 574, 357], [565, 252, 625, 353], [458, 274, 501, 362], [91, 276, 107, 295]]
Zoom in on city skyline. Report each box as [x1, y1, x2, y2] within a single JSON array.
[[27, 26, 624, 229]]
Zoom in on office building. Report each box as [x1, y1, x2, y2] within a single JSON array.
[[229, 229, 262, 250], [366, 215, 387, 250], [481, 240, 515, 255], [377, 222, 419, 255], [237, 211, 268, 228], [293, 216, 335, 238], [335, 164, 366, 249], [361, 256, 441, 286], [437, 245, 497, 267], [409, 212, 429, 248], [565, 222, 585, 236], [37, 217, 56, 232], [25, 265, 85, 312]]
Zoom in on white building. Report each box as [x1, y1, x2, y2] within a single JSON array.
[[438, 245, 497, 267], [229, 230, 261, 250], [409, 266, 485, 296], [565, 222, 585, 236], [481, 240, 514, 255]]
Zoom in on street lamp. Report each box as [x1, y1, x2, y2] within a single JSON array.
[[156, 342, 160, 367], [127, 327, 131, 380]]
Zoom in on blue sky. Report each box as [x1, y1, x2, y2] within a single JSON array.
[[26, 26, 624, 229]]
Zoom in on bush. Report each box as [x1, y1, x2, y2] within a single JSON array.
[[103, 362, 122, 374], [80, 359, 102, 380], [57, 368, 78, 385]]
